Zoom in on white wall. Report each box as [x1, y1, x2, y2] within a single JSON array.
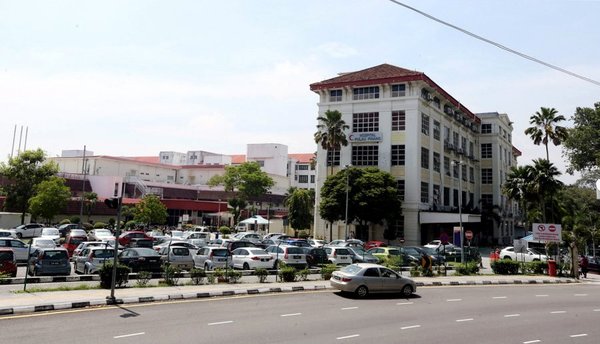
[[247, 143, 288, 177]]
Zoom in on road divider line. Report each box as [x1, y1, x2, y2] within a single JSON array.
[[208, 320, 234, 326], [523, 340, 541, 344], [400, 325, 421, 330], [535, 295, 549, 297], [550, 311, 566, 314], [281, 313, 302, 317], [114, 332, 145, 339], [341, 307, 358, 310], [396, 302, 413, 305], [504, 314, 520, 318], [493, 296, 507, 299], [456, 318, 473, 322], [336, 334, 360, 340], [570, 334, 587, 338], [574, 294, 588, 297], [594, 309, 600, 312], [447, 299, 462, 302]]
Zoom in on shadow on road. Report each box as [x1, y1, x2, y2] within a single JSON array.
[[117, 305, 140, 318], [333, 291, 422, 300]]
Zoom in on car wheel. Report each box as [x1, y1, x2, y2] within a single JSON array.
[[243, 263, 250, 270], [16, 233, 22, 239], [401, 285, 413, 297], [204, 263, 211, 271], [503, 256, 512, 260], [355, 285, 369, 298]]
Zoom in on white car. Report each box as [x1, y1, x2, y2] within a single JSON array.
[[0, 229, 18, 239], [73, 246, 115, 274], [158, 246, 194, 270], [0, 238, 30, 262], [323, 247, 353, 265], [72, 241, 108, 261], [31, 238, 57, 249], [230, 247, 273, 270], [194, 247, 231, 270], [40, 228, 60, 243], [264, 245, 307, 268], [13, 223, 44, 239], [499, 246, 548, 262], [308, 239, 326, 248], [88, 229, 115, 242]]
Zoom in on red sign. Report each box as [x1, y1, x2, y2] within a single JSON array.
[[548, 225, 556, 232], [465, 230, 473, 240]]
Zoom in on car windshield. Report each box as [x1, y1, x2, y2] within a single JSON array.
[[389, 249, 401, 255], [43, 250, 68, 260], [286, 247, 304, 254], [248, 249, 268, 255], [70, 230, 86, 236], [42, 229, 59, 236], [352, 248, 367, 255], [134, 248, 160, 256], [96, 230, 112, 236], [529, 248, 545, 255], [211, 249, 229, 257], [34, 239, 55, 247], [340, 264, 362, 274], [92, 249, 114, 258]]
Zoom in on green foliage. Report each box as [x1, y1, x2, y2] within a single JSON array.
[[108, 218, 116, 228], [562, 101, 600, 172], [69, 216, 80, 224], [255, 268, 268, 283], [125, 220, 137, 229], [491, 259, 520, 275], [190, 268, 207, 285], [0, 149, 59, 224], [278, 266, 297, 282], [285, 189, 314, 231], [314, 109, 349, 176], [98, 262, 131, 289], [522, 261, 547, 274], [59, 219, 71, 225], [93, 222, 107, 229], [320, 264, 337, 280], [84, 192, 98, 222], [382, 255, 404, 270], [219, 226, 231, 235], [297, 267, 310, 281], [409, 265, 421, 277], [206, 273, 216, 284], [28, 176, 71, 223], [81, 223, 93, 230], [135, 271, 152, 287], [524, 107, 568, 161], [213, 268, 225, 282], [209, 162, 274, 199], [225, 268, 242, 283], [162, 263, 182, 286], [134, 195, 168, 226], [297, 230, 309, 239], [454, 262, 480, 275]]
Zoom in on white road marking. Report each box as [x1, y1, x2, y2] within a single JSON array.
[[281, 313, 302, 317], [570, 334, 588, 338], [493, 296, 507, 299], [535, 294, 549, 297], [396, 302, 414, 305], [208, 321, 234, 326], [594, 309, 600, 312], [523, 340, 541, 344], [574, 294, 588, 297], [341, 307, 359, 310], [504, 314, 520, 318], [550, 311, 566, 314], [400, 325, 421, 330], [456, 318, 474, 322], [447, 298, 462, 302], [336, 334, 360, 340], [114, 332, 145, 339]]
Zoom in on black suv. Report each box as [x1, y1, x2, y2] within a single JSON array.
[[302, 247, 328, 267], [226, 240, 257, 253]]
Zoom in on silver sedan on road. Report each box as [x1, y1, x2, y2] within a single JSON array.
[[330, 263, 416, 298]]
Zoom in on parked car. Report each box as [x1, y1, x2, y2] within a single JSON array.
[[194, 247, 231, 270], [263, 233, 285, 240], [499, 246, 548, 262], [225, 240, 258, 253], [323, 247, 353, 265], [265, 245, 307, 268], [0, 229, 18, 239], [586, 255, 600, 273], [230, 247, 273, 270], [27, 247, 71, 276], [419, 246, 446, 265], [231, 232, 262, 244], [302, 247, 328, 267], [69, 229, 88, 238], [0, 248, 17, 277], [12, 223, 44, 239], [282, 239, 311, 248], [424, 240, 455, 252], [0, 238, 30, 262], [40, 228, 60, 243], [72, 241, 108, 261], [129, 238, 154, 248], [169, 230, 185, 240], [346, 247, 379, 264], [88, 229, 115, 242], [307, 239, 326, 248], [62, 234, 88, 257], [73, 247, 115, 274], [31, 238, 57, 249], [118, 231, 152, 247], [158, 246, 194, 270], [58, 223, 82, 237], [364, 240, 387, 250], [366, 247, 404, 264], [118, 248, 163, 272], [330, 263, 416, 298]]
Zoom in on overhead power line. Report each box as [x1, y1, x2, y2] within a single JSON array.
[[388, 0, 600, 87]]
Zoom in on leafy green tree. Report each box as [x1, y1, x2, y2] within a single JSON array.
[[84, 192, 98, 222], [28, 176, 71, 224], [530, 159, 564, 223], [314, 110, 349, 176], [133, 194, 168, 227], [0, 149, 59, 224], [228, 198, 248, 227], [285, 188, 313, 234], [524, 107, 568, 162], [503, 165, 535, 229], [563, 101, 600, 173]]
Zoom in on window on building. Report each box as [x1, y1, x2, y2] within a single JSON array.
[[433, 120, 440, 140], [444, 156, 451, 176], [453, 189, 459, 208], [256, 160, 265, 167], [329, 89, 342, 102], [453, 162, 459, 178], [453, 132, 459, 147], [481, 194, 493, 207], [481, 123, 492, 134], [298, 164, 309, 170], [433, 152, 440, 172], [421, 182, 429, 203], [353, 112, 379, 132], [433, 97, 441, 109], [391, 110, 406, 131], [433, 184, 440, 206], [481, 143, 492, 159], [421, 113, 430, 135], [462, 165, 467, 181], [353, 86, 379, 100], [352, 145, 379, 166], [481, 168, 493, 184], [310, 175, 315, 183], [326, 150, 340, 167], [469, 166, 474, 183], [421, 147, 429, 169], [391, 145, 405, 166], [444, 126, 450, 142], [469, 141, 474, 157], [396, 180, 405, 201], [443, 187, 450, 206], [391, 84, 406, 97], [392, 216, 405, 239], [298, 175, 308, 183]]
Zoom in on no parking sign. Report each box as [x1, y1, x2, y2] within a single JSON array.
[[532, 223, 562, 242]]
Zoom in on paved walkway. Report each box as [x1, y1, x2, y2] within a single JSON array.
[[0, 272, 590, 316]]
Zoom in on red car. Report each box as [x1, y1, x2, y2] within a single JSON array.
[[364, 240, 388, 250], [118, 231, 152, 247], [0, 248, 17, 277], [62, 234, 88, 257]]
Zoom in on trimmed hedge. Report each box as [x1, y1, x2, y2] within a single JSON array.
[[491, 259, 520, 275]]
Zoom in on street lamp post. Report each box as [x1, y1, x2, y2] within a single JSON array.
[[217, 199, 222, 228], [344, 165, 351, 240], [453, 160, 465, 265]]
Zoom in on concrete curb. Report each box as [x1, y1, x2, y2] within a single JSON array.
[[0, 277, 578, 316]]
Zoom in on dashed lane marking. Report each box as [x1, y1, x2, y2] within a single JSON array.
[[522, 340, 541, 344], [336, 334, 360, 340], [400, 325, 421, 330], [550, 311, 566, 314], [280, 313, 301, 317], [114, 332, 145, 339], [341, 307, 358, 310], [396, 302, 414, 305], [456, 318, 474, 322], [504, 314, 520, 318], [493, 296, 507, 299], [447, 299, 462, 302], [570, 334, 587, 338], [208, 321, 234, 326]]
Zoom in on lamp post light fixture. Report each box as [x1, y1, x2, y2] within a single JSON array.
[[344, 165, 351, 240], [452, 160, 465, 265]]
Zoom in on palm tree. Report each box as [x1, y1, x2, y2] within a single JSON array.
[[503, 165, 534, 227], [314, 110, 349, 176], [524, 107, 569, 162], [529, 159, 564, 223]]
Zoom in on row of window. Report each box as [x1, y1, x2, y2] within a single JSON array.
[[397, 179, 494, 208], [297, 175, 315, 184], [330, 85, 406, 102]]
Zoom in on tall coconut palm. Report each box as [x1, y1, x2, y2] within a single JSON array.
[[524, 107, 569, 162], [529, 159, 564, 223], [503, 165, 535, 231], [314, 110, 349, 176]]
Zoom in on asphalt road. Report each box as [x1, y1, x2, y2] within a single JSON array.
[[1, 284, 599, 344]]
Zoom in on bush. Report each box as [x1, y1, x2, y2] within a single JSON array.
[[279, 266, 297, 282], [213, 268, 225, 282], [297, 267, 310, 281], [59, 219, 71, 225], [523, 261, 546, 274], [409, 265, 421, 277], [69, 216, 80, 224], [206, 273, 216, 284], [219, 226, 231, 235], [93, 222, 107, 229], [226, 269, 242, 283], [297, 230, 309, 239], [320, 264, 337, 280], [81, 223, 93, 231], [491, 259, 520, 275], [135, 271, 152, 287], [162, 264, 182, 286], [125, 221, 137, 229], [454, 262, 480, 275], [108, 218, 116, 228], [255, 268, 269, 283], [382, 256, 403, 271], [98, 262, 131, 289], [190, 268, 207, 285]]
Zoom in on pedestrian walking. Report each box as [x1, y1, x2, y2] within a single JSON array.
[[579, 255, 589, 278]]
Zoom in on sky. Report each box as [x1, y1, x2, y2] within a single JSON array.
[[1, 0, 599, 185]]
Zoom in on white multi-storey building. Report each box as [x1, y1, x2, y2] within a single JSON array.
[[310, 64, 518, 246]]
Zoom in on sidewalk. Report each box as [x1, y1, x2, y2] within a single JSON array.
[[0, 273, 583, 316]]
